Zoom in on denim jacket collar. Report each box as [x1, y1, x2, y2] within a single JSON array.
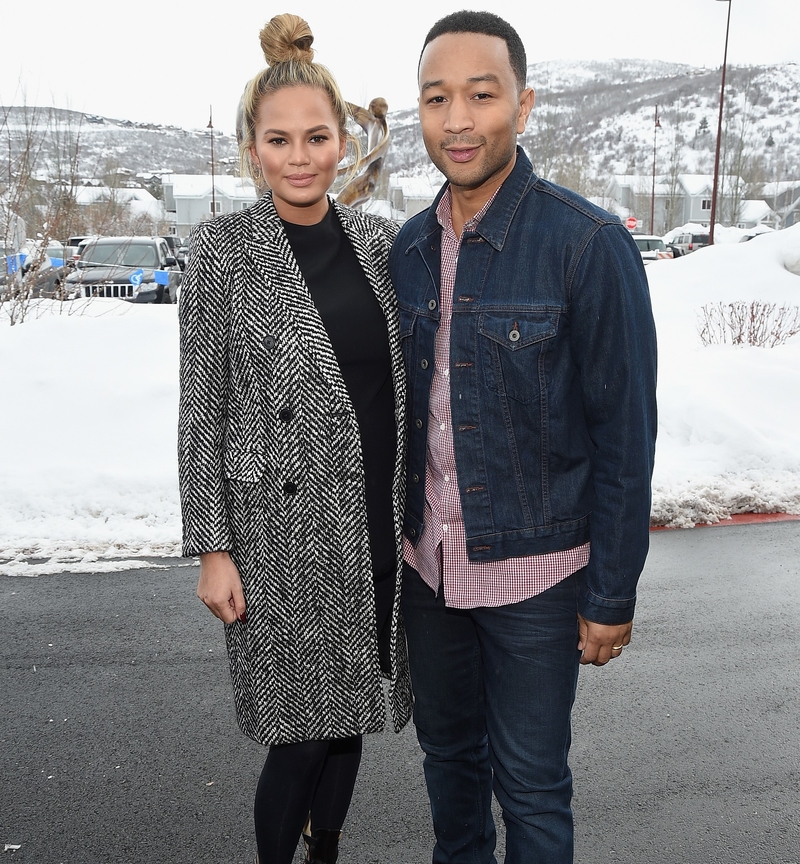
[[405, 146, 536, 254]]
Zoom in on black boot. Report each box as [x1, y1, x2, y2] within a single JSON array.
[[306, 828, 342, 864]]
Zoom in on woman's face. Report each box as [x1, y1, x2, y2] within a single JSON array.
[[249, 85, 346, 225]]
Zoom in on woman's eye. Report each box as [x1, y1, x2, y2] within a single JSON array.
[[309, 135, 328, 143], [268, 137, 286, 146]]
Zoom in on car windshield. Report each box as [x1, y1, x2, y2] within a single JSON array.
[[81, 241, 159, 268], [634, 238, 665, 252]]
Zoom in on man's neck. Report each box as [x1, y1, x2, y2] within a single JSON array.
[[449, 151, 517, 237]]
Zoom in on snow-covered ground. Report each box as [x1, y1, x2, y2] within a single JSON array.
[[2, 226, 799, 576]]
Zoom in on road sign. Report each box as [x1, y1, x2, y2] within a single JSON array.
[[625, 216, 638, 230]]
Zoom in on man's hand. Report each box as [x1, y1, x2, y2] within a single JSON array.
[[197, 551, 246, 624], [577, 614, 632, 666]]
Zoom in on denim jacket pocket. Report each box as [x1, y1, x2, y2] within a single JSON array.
[[223, 447, 266, 482], [478, 309, 561, 404]]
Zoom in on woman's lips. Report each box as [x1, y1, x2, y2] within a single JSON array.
[[286, 174, 316, 186]]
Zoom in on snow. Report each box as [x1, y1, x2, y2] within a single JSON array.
[[1, 226, 799, 576]]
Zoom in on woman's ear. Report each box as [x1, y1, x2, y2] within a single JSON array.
[[249, 145, 260, 172], [338, 134, 348, 163]]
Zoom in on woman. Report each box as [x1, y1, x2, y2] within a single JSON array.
[[177, 14, 412, 864]]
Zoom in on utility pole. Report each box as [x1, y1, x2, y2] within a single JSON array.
[[710, 0, 732, 245], [650, 104, 661, 235]]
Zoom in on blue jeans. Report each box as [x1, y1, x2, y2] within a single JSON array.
[[402, 564, 581, 864]]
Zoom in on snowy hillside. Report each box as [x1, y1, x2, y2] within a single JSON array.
[[3, 60, 798, 198], [1, 226, 799, 575]]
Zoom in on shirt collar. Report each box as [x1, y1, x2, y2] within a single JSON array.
[[435, 185, 502, 237]]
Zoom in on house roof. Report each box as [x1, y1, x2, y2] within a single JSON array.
[[163, 173, 256, 200], [739, 199, 776, 222], [73, 186, 163, 220]]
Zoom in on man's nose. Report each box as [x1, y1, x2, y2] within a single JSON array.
[[442, 99, 475, 134]]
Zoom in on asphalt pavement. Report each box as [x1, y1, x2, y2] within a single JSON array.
[[2, 521, 799, 864]]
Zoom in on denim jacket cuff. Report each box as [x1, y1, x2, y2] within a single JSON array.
[[578, 589, 637, 626]]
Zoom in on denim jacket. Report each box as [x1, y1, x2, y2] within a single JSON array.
[[389, 148, 657, 624]]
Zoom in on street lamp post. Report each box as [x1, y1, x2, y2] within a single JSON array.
[[650, 104, 661, 235], [709, 0, 732, 245], [207, 106, 217, 219]]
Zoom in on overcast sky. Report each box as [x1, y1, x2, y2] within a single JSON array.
[[3, 0, 798, 135]]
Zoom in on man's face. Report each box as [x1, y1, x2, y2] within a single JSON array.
[[417, 31, 534, 193]]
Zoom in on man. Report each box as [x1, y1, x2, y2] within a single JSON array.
[[388, 11, 657, 864]]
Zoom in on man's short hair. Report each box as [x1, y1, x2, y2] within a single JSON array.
[[420, 10, 528, 91]]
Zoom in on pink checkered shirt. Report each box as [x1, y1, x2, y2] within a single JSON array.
[[402, 187, 590, 608]]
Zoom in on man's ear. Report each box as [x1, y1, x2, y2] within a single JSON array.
[[517, 87, 535, 134]]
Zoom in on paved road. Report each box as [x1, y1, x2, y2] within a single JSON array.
[[2, 522, 799, 863]]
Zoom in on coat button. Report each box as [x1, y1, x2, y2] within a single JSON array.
[[409, 528, 417, 537], [421, 359, 429, 370], [415, 418, 424, 429], [278, 407, 292, 422], [412, 473, 420, 483], [428, 299, 437, 310], [509, 329, 521, 342], [263, 334, 276, 350], [282, 481, 297, 495]]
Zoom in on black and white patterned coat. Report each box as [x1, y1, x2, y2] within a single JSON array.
[[178, 192, 412, 745]]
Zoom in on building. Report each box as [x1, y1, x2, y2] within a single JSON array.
[[761, 180, 800, 229], [162, 174, 257, 237], [603, 173, 746, 234]]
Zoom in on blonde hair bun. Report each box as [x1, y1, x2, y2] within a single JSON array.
[[259, 13, 315, 65]]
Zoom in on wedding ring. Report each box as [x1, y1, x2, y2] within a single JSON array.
[[612, 645, 624, 650]]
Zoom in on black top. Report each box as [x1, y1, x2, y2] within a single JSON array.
[[281, 206, 397, 579]]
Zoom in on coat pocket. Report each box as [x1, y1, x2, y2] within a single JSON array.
[[223, 447, 266, 482], [478, 309, 561, 405]]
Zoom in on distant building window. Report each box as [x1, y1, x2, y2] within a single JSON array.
[[701, 199, 712, 211], [210, 201, 221, 213]]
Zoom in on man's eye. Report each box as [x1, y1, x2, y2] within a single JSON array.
[[427, 96, 446, 104]]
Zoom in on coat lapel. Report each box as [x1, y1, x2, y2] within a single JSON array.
[[242, 193, 352, 411]]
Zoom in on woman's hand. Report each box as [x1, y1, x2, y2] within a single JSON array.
[[197, 551, 246, 624]]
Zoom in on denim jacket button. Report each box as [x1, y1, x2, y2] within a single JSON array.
[[509, 329, 521, 342], [428, 299, 437, 311], [421, 359, 429, 370]]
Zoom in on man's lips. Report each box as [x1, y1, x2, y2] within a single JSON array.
[[444, 146, 480, 163]]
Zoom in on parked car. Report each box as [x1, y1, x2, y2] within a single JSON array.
[[176, 237, 190, 271], [0, 240, 74, 300], [667, 231, 710, 256], [63, 235, 97, 261], [160, 235, 182, 258], [64, 236, 182, 303], [632, 235, 673, 264]]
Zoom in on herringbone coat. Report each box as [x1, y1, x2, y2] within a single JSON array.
[[178, 192, 412, 745]]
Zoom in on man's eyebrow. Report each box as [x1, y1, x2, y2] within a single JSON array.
[[420, 74, 501, 93], [420, 79, 444, 93]]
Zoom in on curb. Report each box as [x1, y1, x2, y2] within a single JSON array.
[[651, 512, 800, 531]]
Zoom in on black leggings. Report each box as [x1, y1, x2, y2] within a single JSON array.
[[254, 574, 394, 864]]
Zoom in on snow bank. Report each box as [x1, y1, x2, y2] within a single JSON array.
[[1, 225, 799, 574], [646, 225, 800, 527]]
